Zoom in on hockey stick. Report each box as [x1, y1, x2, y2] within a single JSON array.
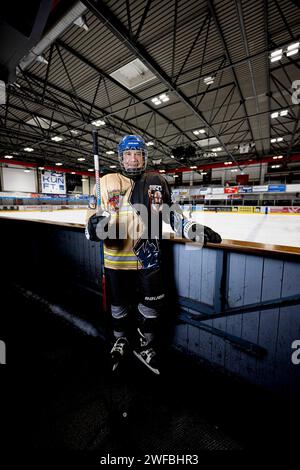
[[92, 129, 107, 313]]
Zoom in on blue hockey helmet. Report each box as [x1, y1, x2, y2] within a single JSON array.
[[117, 135, 147, 176]]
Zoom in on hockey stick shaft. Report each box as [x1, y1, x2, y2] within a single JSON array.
[[93, 129, 101, 207], [92, 129, 107, 313]]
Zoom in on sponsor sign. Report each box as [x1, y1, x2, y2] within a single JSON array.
[[238, 186, 253, 193], [41, 171, 66, 194], [253, 185, 268, 192], [268, 184, 286, 193], [224, 186, 238, 194]]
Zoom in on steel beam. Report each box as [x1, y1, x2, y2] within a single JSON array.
[[81, 0, 244, 169]]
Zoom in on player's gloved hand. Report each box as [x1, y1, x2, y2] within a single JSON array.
[[204, 226, 222, 244], [183, 220, 222, 244], [183, 220, 205, 243], [85, 210, 111, 241]]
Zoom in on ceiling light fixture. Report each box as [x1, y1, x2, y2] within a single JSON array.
[[271, 109, 288, 118], [204, 76, 215, 85], [151, 93, 169, 105], [91, 119, 105, 126], [270, 42, 299, 62], [286, 41, 299, 57], [159, 93, 169, 102], [273, 156, 283, 160], [270, 49, 283, 62], [193, 129, 206, 135], [280, 109, 288, 116]]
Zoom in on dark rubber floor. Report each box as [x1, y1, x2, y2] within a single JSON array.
[[2, 282, 298, 456]]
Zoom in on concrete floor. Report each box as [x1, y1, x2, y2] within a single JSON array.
[[2, 280, 298, 455]]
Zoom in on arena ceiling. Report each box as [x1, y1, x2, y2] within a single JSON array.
[[0, 0, 300, 174]]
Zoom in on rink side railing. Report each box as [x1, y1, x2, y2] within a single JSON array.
[[1, 216, 299, 399]]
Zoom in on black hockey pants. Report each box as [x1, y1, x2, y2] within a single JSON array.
[[105, 267, 165, 344]]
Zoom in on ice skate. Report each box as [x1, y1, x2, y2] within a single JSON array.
[[133, 328, 160, 375], [110, 337, 129, 372]]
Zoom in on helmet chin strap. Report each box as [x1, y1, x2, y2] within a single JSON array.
[[125, 172, 142, 181], [121, 166, 144, 178]]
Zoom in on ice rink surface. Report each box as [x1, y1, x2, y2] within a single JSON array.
[[1, 209, 299, 247]]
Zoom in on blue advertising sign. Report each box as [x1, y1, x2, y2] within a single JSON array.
[[268, 184, 286, 192]]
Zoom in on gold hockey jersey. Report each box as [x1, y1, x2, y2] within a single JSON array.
[[86, 172, 175, 270]]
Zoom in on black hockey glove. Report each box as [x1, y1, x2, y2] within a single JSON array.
[[183, 220, 222, 244], [204, 226, 222, 244], [85, 211, 111, 241]]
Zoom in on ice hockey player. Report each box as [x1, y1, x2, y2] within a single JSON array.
[[85, 135, 222, 375]]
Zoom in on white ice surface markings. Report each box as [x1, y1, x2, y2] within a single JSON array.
[[0, 209, 299, 247], [186, 212, 300, 247]]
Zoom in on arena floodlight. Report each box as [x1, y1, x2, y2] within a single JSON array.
[[91, 119, 105, 126], [280, 109, 288, 116]]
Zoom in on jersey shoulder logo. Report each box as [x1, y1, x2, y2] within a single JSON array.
[[148, 185, 163, 212]]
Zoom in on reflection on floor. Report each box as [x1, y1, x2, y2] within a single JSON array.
[[3, 282, 298, 454]]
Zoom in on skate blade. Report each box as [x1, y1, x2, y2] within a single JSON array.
[[133, 350, 160, 375]]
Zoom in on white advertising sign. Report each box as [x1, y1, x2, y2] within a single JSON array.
[[212, 187, 225, 194], [253, 185, 268, 192], [205, 194, 228, 200], [41, 171, 66, 194]]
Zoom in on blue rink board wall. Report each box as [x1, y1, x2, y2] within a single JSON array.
[[172, 243, 300, 399], [1, 217, 299, 399]]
